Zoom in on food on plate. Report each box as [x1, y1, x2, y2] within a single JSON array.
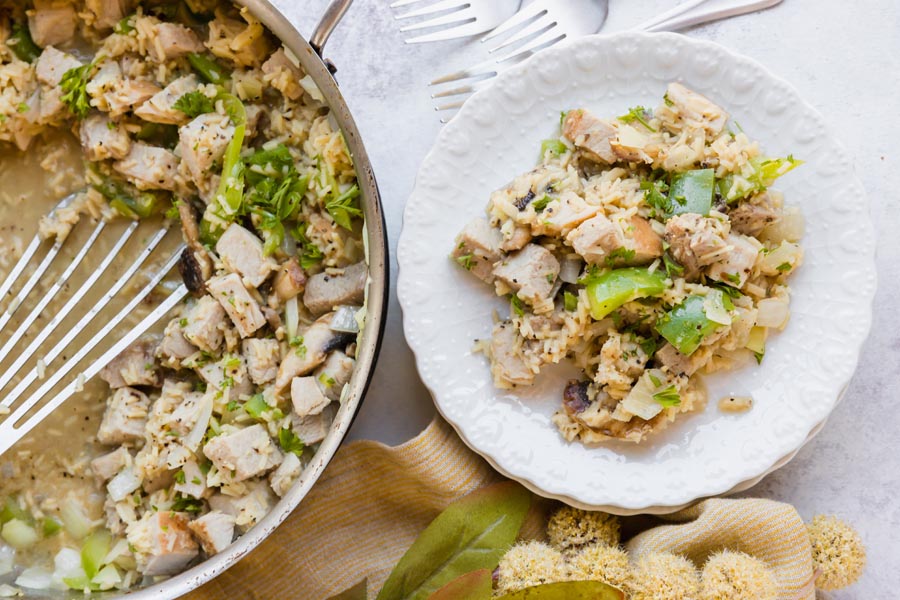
[[0, 0, 367, 592], [452, 83, 803, 444]]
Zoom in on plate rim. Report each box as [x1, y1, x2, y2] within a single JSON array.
[[397, 31, 877, 512]]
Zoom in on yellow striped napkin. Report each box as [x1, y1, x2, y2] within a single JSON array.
[[188, 417, 814, 600]]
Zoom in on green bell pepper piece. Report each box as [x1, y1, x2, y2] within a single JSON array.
[[585, 268, 667, 320], [655, 294, 723, 356], [669, 168, 715, 216]]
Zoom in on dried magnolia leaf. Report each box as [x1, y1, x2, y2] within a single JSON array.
[[428, 569, 492, 600], [377, 481, 531, 600], [327, 579, 368, 600]]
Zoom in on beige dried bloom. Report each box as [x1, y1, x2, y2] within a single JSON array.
[[808, 514, 866, 591]]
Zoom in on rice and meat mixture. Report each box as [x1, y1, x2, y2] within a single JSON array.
[[0, 0, 367, 593], [452, 83, 804, 445]]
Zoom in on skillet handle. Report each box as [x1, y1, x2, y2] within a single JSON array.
[[310, 0, 353, 56]]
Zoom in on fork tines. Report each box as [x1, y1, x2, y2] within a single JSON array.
[[0, 192, 186, 456], [391, 0, 520, 44]]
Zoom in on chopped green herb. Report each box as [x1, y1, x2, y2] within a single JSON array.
[[545, 273, 556, 284], [325, 184, 363, 231], [618, 106, 656, 132], [605, 247, 636, 267], [722, 272, 741, 285], [776, 262, 792, 272], [191, 477, 202, 485], [171, 495, 204, 513], [318, 373, 336, 387], [7, 23, 40, 63], [653, 385, 681, 407], [278, 428, 305, 457], [531, 194, 553, 212], [640, 179, 671, 217], [455, 254, 474, 271], [222, 355, 241, 370], [114, 15, 136, 34], [174, 471, 186, 484], [510, 295, 525, 317], [59, 62, 95, 119], [173, 91, 214, 118], [225, 400, 240, 412], [179, 318, 188, 327], [540, 139, 568, 157], [639, 337, 658, 357], [292, 223, 325, 270], [244, 394, 270, 419], [16, 103, 28, 113], [663, 252, 684, 278], [564, 291, 578, 312], [663, 93, 674, 107], [187, 53, 230, 85]]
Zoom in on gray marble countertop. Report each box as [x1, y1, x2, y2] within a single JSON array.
[[272, 0, 898, 595]]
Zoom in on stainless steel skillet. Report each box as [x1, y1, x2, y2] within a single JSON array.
[[91, 1, 386, 597]]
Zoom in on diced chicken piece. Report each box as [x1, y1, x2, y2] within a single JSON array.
[[242, 338, 280, 385], [178, 111, 234, 195], [706, 234, 759, 288], [663, 82, 729, 136], [148, 22, 204, 62], [208, 481, 274, 532], [291, 376, 330, 418], [182, 296, 226, 352], [567, 214, 662, 266], [655, 343, 702, 377], [244, 104, 263, 138], [452, 218, 502, 284], [728, 194, 781, 237], [314, 351, 354, 402], [167, 390, 210, 437], [500, 225, 532, 252], [196, 355, 253, 397], [134, 74, 200, 125], [492, 244, 560, 312], [86, 60, 160, 117], [203, 424, 282, 482], [207, 273, 267, 338], [91, 447, 133, 481], [127, 511, 199, 576], [488, 322, 535, 389], [275, 314, 354, 391], [172, 462, 206, 501], [35, 46, 81, 87], [562, 109, 618, 163], [534, 191, 601, 237], [261, 48, 304, 100], [664, 213, 730, 279], [290, 405, 334, 445], [215, 224, 277, 288], [157, 319, 198, 365], [188, 511, 235, 555], [303, 262, 368, 317], [80, 114, 131, 161], [269, 452, 301, 497], [28, 1, 77, 48], [85, 0, 133, 30], [97, 387, 151, 445], [114, 142, 180, 191], [272, 258, 307, 302], [100, 339, 160, 389]]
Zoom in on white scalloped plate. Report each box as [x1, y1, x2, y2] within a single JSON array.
[[397, 32, 876, 512]]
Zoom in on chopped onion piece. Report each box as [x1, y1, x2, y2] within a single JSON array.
[[299, 75, 325, 102], [756, 297, 790, 329], [620, 369, 667, 421], [1, 520, 38, 550], [330, 305, 361, 334], [703, 290, 732, 326], [761, 206, 804, 243], [60, 502, 92, 541], [0, 583, 21, 597], [183, 393, 214, 451], [759, 241, 802, 275], [559, 258, 583, 284], [285, 296, 299, 339], [91, 564, 121, 591], [0, 544, 14, 576], [107, 467, 141, 503], [15, 567, 56, 591], [52, 548, 84, 588]]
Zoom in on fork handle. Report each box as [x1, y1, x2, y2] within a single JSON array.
[[631, 0, 710, 31], [642, 0, 782, 32]]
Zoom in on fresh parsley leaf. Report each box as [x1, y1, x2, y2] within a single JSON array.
[[325, 184, 362, 231], [225, 400, 240, 412], [114, 15, 136, 34], [173, 91, 214, 118], [663, 252, 684, 278], [653, 385, 681, 407], [174, 470, 186, 484], [776, 262, 792, 272], [244, 394, 270, 419], [639, 337, 658, 357], [722, 272, 741, 285], [318, 373, 336, 387], [7, 23, 40, 63], [278, 427, 305, 457], [540, 139, 568, 157], [618, 106, 656, 132], [59, 62, 95, 119], [171, 494, 204, 513], [640, 179, 671, 217], [663, 93, 674, 107]]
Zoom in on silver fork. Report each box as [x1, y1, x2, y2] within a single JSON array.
[[430, 0, 610, 116], [430, 0, 782, 120], [391, 0, 522, 44], [0, 193, 186, 456]]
